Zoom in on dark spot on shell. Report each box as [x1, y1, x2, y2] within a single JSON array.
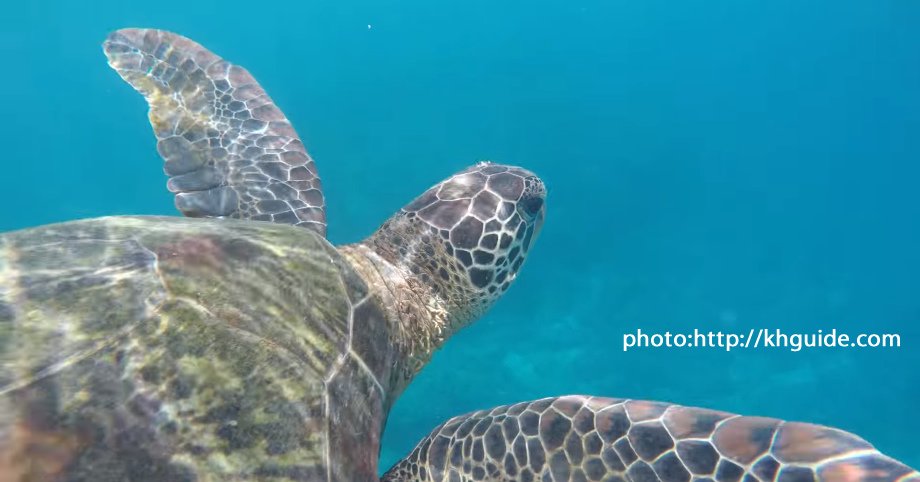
[[216, 421, 258, 451], [139, 365, 161, 384], [169, 375, 195, 399], [127, 393, 161, 419]]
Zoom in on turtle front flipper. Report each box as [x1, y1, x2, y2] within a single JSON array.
[[104, 29, 326, 235], [382, 395, 918, 482]]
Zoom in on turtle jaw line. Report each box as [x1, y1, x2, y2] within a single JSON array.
[[332, 163, 547, 400], [337, 243, 450, 400], [360, 211, 491, 331]]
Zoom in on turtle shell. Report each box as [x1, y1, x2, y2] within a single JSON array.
[[0, 216, 394, 481]]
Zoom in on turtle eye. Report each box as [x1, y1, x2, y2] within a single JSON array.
[[520, 195, 544, 218]]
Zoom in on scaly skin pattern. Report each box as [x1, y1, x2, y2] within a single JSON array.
[[372, 163, 545, 318], [0, 216, 392, 481], [329, 163, 547, 401], [103, 29, 327, 234], [381, 396, 919, 482]]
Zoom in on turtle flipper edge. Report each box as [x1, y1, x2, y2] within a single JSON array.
[[103, 28, 327, 235], [382, 395, 918, 482]]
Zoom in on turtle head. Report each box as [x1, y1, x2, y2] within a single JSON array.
[[365, 162, 546, 330]]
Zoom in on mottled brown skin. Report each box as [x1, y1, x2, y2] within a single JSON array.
[[382, 396, 919, 482], [0, 217, 397, 481]]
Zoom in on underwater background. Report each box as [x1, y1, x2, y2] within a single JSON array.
[[2, 0, 918, 472]]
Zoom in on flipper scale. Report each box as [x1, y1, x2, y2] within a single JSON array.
[[383, 396, 918, 482], [103, 28, 327, 235]]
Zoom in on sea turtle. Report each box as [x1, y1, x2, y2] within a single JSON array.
[[0, 28, 545, 481], [382, 397, 919, 482], [0, 28, 914, 482]]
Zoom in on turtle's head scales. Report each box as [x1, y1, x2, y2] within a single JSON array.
[[360, 162, 546, 334]]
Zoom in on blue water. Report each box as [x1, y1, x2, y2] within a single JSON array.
[[3, 0, 918, 471]]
